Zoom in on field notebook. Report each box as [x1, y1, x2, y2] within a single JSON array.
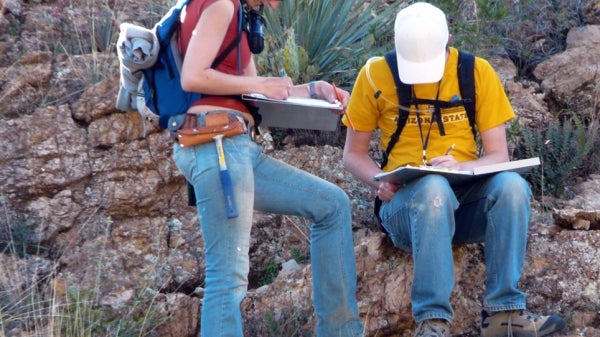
[[242, 93, 341, 131], [374, 157, 541, 185]]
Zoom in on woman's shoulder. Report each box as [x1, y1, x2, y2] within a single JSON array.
[[187, 0, 237, 13]]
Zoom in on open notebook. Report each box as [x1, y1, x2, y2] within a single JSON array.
[[374, 157, 541, 185]]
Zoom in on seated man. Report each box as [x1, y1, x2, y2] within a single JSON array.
[[342, 2, 565, 337]]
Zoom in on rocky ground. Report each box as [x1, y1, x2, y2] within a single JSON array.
[[1, 0, 600, 336]]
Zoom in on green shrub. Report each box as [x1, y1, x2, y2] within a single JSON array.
[[290, 247, 309, 265], [259, 259, 279, 286], [516, 114, 597, 198]]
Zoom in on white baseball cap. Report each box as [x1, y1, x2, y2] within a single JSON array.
[[394, 2, 449, 84]]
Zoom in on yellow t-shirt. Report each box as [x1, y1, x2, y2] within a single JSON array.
[[343, 47, 515, 171]]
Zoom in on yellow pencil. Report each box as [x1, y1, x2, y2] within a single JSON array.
[[332, 83, 355, 131]]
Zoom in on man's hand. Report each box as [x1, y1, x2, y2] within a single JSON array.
[[377, 181, 401, 201], [429, 154, 460, 169]]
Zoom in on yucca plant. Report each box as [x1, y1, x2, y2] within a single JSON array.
[[256, 0, 401, 88]]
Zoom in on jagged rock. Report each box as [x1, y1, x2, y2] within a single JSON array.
[[553, 209, 600, 230], [534, 25, 600, 101]]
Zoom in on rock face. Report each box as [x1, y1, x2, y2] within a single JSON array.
[[1, 1, 600, 336]]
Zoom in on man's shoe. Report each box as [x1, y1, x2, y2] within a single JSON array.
[[481, 310, 566, 337], [414, 319, 450, 337]]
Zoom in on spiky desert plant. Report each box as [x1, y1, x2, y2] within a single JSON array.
[[256, 0, 400, 88]]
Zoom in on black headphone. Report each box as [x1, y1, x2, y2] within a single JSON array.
[[242, 3, 266, 54]]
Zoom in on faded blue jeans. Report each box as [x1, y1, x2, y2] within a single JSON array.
[[379, 172, 531, 323], [173, 133, 363, 337]]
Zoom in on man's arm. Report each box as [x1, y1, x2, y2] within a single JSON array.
[[456, 124, 510, 171], [343, 129, 382, 190], [426, 124, 511, 171]]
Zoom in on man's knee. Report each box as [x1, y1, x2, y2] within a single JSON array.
[[490, 172, 532, 203]]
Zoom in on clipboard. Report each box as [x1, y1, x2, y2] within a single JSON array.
[[374, 157, 541, 186], [242, 93, 341, 131]]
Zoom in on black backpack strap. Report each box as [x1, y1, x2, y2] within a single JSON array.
[[383, 50, 477, 156], [211, 2, 243, 68], [374, 50, 477, 228], [211, 34, 242, 69], [374, 51, 412, 230], [382, 51, 411, 170], [457, 50, 477, 139]]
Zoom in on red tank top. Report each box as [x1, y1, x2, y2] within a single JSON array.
[[179, 0, 251, 75], [178, 0, 252, 112]]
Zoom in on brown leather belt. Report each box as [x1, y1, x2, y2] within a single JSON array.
[[176, 110, 247, 148]]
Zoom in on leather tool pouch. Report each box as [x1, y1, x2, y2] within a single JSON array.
[[176, 111, 245, 148]]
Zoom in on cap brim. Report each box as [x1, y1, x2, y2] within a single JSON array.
[[396, 52, 446, 84]]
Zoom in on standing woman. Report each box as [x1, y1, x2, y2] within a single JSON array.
[[175, 1, 364, 336]]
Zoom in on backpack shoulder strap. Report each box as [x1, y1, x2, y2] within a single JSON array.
[[381, 50, 478, 165], [154, 0, 193, 44], [457, 50, 477, 138], [157, 0, 240, 68], [374, 50, 477, 230], [382, 51, 411, 170]]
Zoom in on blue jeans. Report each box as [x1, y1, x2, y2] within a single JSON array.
[[173, 134, 363, 337], [379, 172, 531, 323]]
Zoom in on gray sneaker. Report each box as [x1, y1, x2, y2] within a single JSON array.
[[481, 310, 566, 337], [414, 319, 450, 337]]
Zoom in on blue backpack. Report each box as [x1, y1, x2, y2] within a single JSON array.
[[125, 0, 242, 129]]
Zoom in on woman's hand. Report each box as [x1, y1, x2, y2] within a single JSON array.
[[260, 76, 294, 100], [314, 81, 350, 107]]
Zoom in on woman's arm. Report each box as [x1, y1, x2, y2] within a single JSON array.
[[180, 0, 291, 98]]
